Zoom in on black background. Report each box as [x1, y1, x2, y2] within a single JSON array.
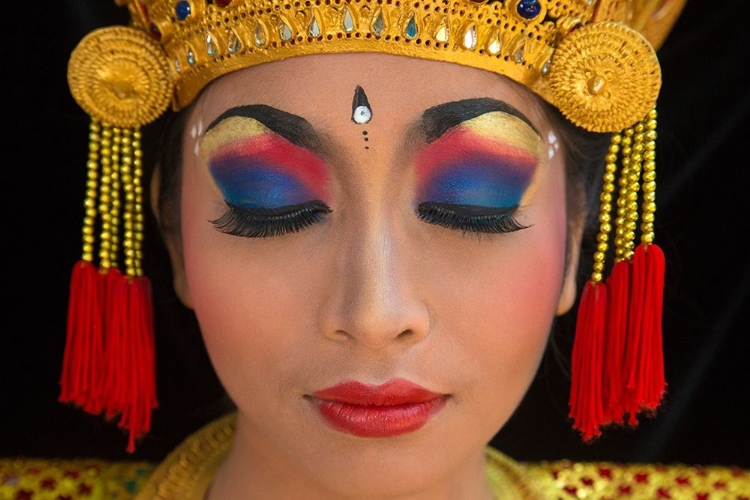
[[3, 1, 749, 469]]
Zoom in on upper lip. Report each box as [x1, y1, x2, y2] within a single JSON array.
[[309, 378, 447, 406]]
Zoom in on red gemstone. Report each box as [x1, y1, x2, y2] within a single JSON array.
[[40, 478, 57, 490], [15, 490, 33, 500], [149, 23, 162, 41], [215, 0, 232, 6], [138, 1, 151, 24], [657, 487, 672, 499]]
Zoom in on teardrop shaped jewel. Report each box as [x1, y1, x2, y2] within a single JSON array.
[[227, 30, 243, 54], [487, 34, 501, 55], [174, 57, 182, 74], [462, 24, 476, 50], [541, 58, 551, 75], [513, 41, 525, 62], [372, 11, 385, 36], [308, 17, 321, 37], [254, 22, 267, 47], [279, 20, 293, 41], [186, 47, 196, 66], [206, 34, 219, 58], [434, 20, 449, 43], [404, 13, 418, 39], [342, 8, 355, 32]]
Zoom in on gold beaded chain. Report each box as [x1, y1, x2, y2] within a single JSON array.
[[590, 133, 621, 284], [81, 121, 101, 265], [97, 126, 114, 271], [613, 127, 634, 264], [109, 127, 122, 270], [640, 110, 658, 247], [589, 108, 658, 282], [79, 122, 147, 277]]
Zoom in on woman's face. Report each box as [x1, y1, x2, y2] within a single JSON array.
[[171, 53, 578, 496]]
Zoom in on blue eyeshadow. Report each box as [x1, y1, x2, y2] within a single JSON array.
[[422, 158, 531, 208], [210, 158, 313, 208]]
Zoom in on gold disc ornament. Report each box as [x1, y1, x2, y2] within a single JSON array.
[[68, 26, 173, 128], [548, 21, 661, 133]]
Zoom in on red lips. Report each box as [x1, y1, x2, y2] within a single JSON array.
[[308, 378, 449, 437]]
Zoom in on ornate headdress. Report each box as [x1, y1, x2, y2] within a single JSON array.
[[62, 0, 687, 452]]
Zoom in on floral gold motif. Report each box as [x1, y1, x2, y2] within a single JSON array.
[[548, 21, 661, 132], [67, 26, 172, 128]]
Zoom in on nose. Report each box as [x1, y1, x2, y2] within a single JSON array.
[[318, 211, 430, 351]]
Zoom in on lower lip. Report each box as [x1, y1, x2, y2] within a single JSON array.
[[308, 396, 449, 438]]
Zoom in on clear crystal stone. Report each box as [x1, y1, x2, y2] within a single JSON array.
[[372, 11, 385, 35], [187, 47, 196, 66], [343, 8, 354, 32], [206, 34, 219, 58], [227, 31, 242, 54], [487, 36, 501, 55], [255, 22, 267, 47], [279, 21, 293, 41], [513, 41, 525, 62], [174, 58, 182, 73], [434, 22, 449, 43], [541, 58, 551, 75], [309, 17, 321, 37], [462, 25, 476, 50]]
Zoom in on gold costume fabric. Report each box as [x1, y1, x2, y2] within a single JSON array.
[[2, 413, 748, 499]]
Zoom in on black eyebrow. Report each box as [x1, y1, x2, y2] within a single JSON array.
[[205, 104, 324, 153], [420, 97, 540, 143]]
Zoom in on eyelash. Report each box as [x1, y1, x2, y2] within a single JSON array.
[[210, 201, 332, 238], [210, 200, 528, 239], [416, 202, 529, 238]]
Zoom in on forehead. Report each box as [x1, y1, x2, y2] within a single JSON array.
[[192, 52, 549, 135]]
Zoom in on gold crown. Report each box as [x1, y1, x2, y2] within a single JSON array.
[[68, 0, 686, 134]]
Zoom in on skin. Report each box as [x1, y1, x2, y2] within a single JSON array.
[[158, 52, 581, 500]]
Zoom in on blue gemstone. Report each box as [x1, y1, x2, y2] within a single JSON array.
[[404, 15, 418, 38], [517, 0, 541, 19], [175, 1, 192, 21]]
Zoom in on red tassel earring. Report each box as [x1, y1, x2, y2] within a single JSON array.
[[569, 109, 666, 441], [59, 121, 159, 454], [622, 110, 667, 424], [569, 131, 620, 441], [62, 26, 171, 453]]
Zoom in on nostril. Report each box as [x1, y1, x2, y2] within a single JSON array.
[[397, 329, 414, 340]]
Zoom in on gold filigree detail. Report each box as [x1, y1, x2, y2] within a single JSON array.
[[69, 0, 687, 134], [548, 21, 660, 132], [67, 27, 172, 128]]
